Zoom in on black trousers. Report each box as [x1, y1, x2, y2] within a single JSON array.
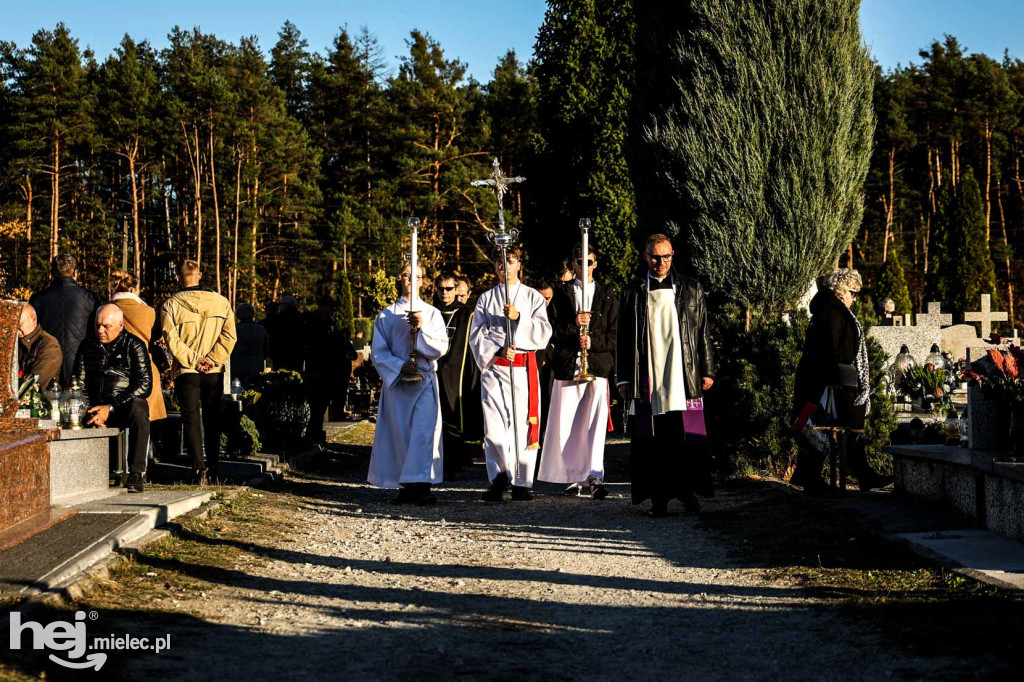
[[107, 398, 151, 475], [175, 372, 224, 474], [629, 412, 713, 505]]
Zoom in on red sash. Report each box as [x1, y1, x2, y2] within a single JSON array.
[[494, 351, 541, 448]]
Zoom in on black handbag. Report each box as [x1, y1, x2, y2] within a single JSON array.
[[150, 340, 173, 375], [837, 363, 859, 389]]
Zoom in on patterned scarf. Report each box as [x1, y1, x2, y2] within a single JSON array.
[[852, 315, 871, 413]]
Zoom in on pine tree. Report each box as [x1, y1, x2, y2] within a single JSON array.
[[928, 168, 1000, 321], [633, 0, 874, 318], [534, 0, 637, 281], [873, 245, 913, 315]]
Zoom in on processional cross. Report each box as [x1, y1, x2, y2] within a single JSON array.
[[470, 158, 526, 478]]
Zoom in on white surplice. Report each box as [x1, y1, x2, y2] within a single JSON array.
[[367, 298, 449, 488], [469, 281, 552, 487], [539, 279, 609, 484]]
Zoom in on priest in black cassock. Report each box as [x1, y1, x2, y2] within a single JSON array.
[[617, 234, 716, 517], [434, 271, 483, 477]]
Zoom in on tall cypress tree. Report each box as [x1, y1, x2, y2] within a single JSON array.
[[928, 168, 1000, 322], [873, 245, 913, 316], [633, 0, 874, 317], [534, 0, 637, 281]]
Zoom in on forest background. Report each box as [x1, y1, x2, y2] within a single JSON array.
[[1, 1, 1019, 472]]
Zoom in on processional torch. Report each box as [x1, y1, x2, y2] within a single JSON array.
[[471, 158, 526, 479], [401, 216, 425, 383], [574, 218, 596, 384]]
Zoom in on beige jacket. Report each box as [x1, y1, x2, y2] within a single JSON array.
[[160, 287, 237, 374]]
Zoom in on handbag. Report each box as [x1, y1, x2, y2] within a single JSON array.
[[837, 363, 859, 389], [150, 340, 173, 375]]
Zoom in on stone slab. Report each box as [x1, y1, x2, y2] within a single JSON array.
[[899, 529, 1024, 591], [869, 324, 941, 369], [48, 428, 119, 506], [0, 489, 212, 596], [985, 472, 1024, 541], [940, 324, 984, 363], [0, 433, 50, 535], [893, 453, 978, 519]]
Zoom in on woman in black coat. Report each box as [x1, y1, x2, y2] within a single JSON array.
[[791, 268, 891, 492]]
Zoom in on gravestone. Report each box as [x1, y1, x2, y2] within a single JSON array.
[[0, 300, 66, 550], [965, 294, 1008, 340], [940, 324, 993, 364], [869, 305, 943, 369]]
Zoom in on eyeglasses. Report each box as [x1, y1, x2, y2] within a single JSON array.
[[647, 253, 673, 262], [439, 286, 456, 291], [575, 259, 595, 266]]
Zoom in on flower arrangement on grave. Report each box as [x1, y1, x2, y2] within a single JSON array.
[[16, 370, 51, 419], [967, 347, 1024, 403], [240, 369, 310, 449], [901, 364, 951, 412], [967, 346, 1024, 457]]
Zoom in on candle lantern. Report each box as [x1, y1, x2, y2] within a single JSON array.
[[60, 377, 88, 429]]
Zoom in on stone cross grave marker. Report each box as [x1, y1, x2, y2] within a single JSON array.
[[965, 294, 1008, 340], [915, 302, 953, 330]]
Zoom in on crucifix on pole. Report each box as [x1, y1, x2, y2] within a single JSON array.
[[471, 158, 526, 479]]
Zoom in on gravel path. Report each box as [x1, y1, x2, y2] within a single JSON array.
[[45, 438, 1010, 680]]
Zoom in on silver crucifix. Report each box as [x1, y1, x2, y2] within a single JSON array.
[[470, 158, 527, 481]]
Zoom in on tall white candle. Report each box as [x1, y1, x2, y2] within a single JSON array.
[[410, 222, 418, 309], [580, 219, 590, 312]]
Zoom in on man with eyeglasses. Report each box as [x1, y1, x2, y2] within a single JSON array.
[[469, 247, 552, 502], [434, 272, 483, 477], [538, 242, 618, 498], [617, 233, 716, 516]]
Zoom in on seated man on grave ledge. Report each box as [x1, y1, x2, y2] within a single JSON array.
[[72, 304, 152, 493], [18, 302, 62, 391]]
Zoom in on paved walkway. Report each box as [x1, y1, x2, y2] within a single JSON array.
[[3, 440, 1020, 680]]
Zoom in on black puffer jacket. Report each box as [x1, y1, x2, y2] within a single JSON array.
[[617, 269, 716, 400], [30, 277, 100, 386], [546, 280, 618, 381], [72, 331, 152, 410]]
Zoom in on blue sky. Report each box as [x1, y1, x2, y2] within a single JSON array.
[[3, 1, 1023, 81]]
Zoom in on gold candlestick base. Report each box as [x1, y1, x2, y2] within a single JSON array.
[[574, 349, 596, 384], [401, 328, 425, 382]]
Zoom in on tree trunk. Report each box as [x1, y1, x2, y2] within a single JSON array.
[[250, 175, 260, 304], [23, 176, 33, 278], [998, 183, 1014, 326], [233, 153, 242, 307], [182, 121, 203, 265], [985, 119, 992, 241], [209, 121, 222, 293], [128, 146, 141, 281], [50, 134, 60, 261]]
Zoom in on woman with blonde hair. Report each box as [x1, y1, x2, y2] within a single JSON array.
[[110, 270, 167, 423], [791, 268, 890, 492]]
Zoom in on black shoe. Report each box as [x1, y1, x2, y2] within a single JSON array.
[[126, 473, 145, 494], [411, 483, 437, 506], [391, 486, 416, 505], [681, 491, 701, 513], [858, 473, 894, 492], [482, 473, 512, 502], [588, 476, 609, 500], [649, 499, 669, 518], [510, 486, 533, 501], [563, 483, 583, 496]]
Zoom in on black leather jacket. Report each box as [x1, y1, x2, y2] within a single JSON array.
[[547, 280, 619, 381], [616, 269, 716, 400], [73, 331, 152, 410]]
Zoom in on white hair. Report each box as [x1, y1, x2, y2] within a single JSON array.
[[96, 303, 124, 324], [824, 268, 862, 297]]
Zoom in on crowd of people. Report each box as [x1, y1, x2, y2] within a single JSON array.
[[368, 233, 725, 516], [18, 256, 237, 492], [16, 237, 891, 512]]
